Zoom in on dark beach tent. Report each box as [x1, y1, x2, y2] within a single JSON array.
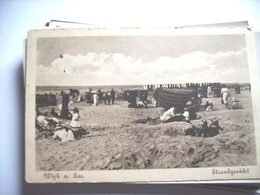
[[36, 94, 57, 107], [153, 88, 197, 111]]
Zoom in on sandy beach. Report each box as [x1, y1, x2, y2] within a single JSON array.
[[36, 89, 256, 171]]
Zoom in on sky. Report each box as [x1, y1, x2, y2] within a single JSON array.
[[36, 34, 249, 86]]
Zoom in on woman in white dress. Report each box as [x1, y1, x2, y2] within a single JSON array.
[[93, 93, 99, 106], [160, 107, 175, 122]]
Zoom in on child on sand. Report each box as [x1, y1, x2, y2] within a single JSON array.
[[70, 107, 82, 138]]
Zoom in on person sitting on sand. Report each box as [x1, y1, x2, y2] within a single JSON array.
[[70, 107, 82, 138], [52, 124, 75, 142], [36, 111, 49, 127], [205, 101, 213, 112], [182, 107, 190, 122], [229, 97, 240, 109], [160, 107, 176, 122], [36, 110, 59, 133]]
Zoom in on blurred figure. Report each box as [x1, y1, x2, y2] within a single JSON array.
[[111, 89, 116, 104], [103, 91, 107, 105], [183, 107, 190, 122], [50, 107, 59, 118], [107, 91, 111, 105], [205, 101, 213, 111], [230, 97, 240, 109], [93, 92, 99, 106], [221, 86, 229, 108]]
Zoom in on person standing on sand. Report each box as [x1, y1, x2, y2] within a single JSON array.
[[93, 93, 99, 106], [103, 92, 107, 105], [70, 107, 81, 128], [107, 91, 111, 105], [221, 86, 229, 108], [111, 89, 116, 104]]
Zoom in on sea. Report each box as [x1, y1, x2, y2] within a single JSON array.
[[36, 85, 143, 93]]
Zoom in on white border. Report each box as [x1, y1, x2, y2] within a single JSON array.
[[25, 27, 260, 183]]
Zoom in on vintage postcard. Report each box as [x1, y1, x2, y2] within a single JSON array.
[[25, 27, 260, 183]]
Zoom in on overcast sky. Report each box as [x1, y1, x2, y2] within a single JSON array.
[[36, 34, 249, 86]]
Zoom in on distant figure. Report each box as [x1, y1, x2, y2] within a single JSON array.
[[137, 99, 147, 108], [103, 92, 107, 105], [98, 89, 103, 102], [93, 93, 99, 106], [221, 86, 229, 108], [205, 101, 213, 111], [229, 97, 240, 109], [138, 91, 148, 108], [107, 91, 111, 105], [111, 89, 116, 104]]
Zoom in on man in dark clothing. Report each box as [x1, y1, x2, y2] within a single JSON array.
[[103, 92, 107, 105], [111, 89, 116, 104]]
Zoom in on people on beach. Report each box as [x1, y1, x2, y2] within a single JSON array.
[[103, 92, 107, 105], [229, 97, 240, 109], [60, 93, 72, 120], [111, 89, 116, 104], [160, 107, 176, 122], [182, 107, 190, 122], [98, 89, 103, 102], [107, 91, 111, 105], [221, 86, 229, 108], [93, 93, 99, 106], [52, 124, 75, 142], [36, 109, 59, 133], [70, 107, 82, 138], [36, 111, 50, 127], [205, 101, 213, 111], [50, 107, 59, 118], [70, 107, 81, 128]]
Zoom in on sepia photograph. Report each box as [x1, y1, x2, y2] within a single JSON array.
[[25, 28, 260, 182]]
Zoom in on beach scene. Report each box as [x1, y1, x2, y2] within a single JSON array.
[[35, 34, 256, 171]]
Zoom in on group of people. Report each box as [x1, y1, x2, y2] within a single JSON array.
[[160, 106, 191, 123], [36, 107, 83, 142], [90, 89, 116, 106], [160, 98, 198, 123], [221, 86, 241, 109]]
